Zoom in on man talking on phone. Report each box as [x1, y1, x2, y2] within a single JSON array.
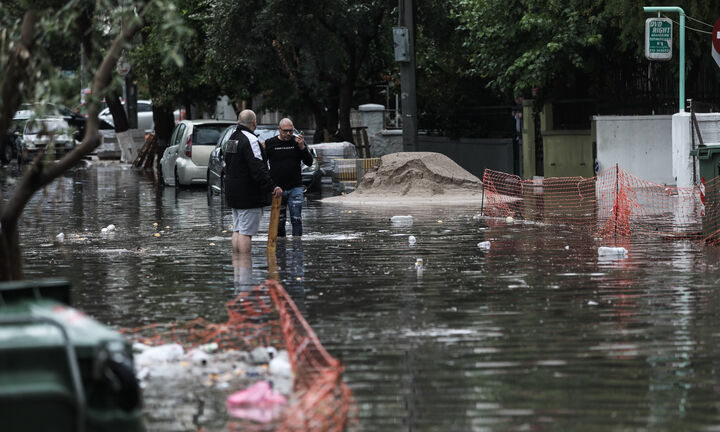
[[264, 118, 314, 237]]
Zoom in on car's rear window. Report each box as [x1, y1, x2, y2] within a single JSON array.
[[195, 125, 232, 146]]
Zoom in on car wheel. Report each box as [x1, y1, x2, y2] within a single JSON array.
[[174, 167, 181, 188], [207, 171, 213, 197]]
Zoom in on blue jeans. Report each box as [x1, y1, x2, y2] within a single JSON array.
[[278, 187, 304, 237]]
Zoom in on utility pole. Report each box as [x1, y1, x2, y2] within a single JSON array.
[[395, 0, 417, 151]]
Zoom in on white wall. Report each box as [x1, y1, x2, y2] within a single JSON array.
[[358, 104, 402, 156], [595, 115, 674, 185]]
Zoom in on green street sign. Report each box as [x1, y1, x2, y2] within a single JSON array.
[[645, 17, 672, 60]]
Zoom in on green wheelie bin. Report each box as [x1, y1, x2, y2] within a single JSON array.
[[0, 279, 143, 432], [690, 145, 720, 242]]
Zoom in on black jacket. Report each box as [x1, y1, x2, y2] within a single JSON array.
[[265, 136, 314, 189], [224, 125, 276, 209]]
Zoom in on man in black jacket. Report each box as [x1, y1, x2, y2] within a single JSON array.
[[264, 118, 314, 237], [225, 109, 282, 254]]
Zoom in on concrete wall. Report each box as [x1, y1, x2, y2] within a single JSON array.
[[595, 115, 674, 185], [357, 104, 402, 156]]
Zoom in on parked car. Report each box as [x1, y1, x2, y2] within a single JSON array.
[[302, 149, 321, 193], [1, 112, 28, 163], [160, 119, 236, 187], [255, 124, 278, 143], [18, 102, 92, 141], [20, 116, 76, 162], [206, 124, 237, 197], [207, 126, 321, 198], [99, 100, 154, 132]]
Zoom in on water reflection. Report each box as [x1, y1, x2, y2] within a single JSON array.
[[7, 163, 720, 431], [276, 239, 305, 300], [232, 251, 253, 293]]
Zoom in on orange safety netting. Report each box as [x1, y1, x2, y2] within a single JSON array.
[[481, 166, 720, 243], [123, 280, 354, 432]]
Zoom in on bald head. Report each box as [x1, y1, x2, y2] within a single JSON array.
[[278, 118, 295, 141], [237, 109, 256, 130], [279, 118, 293, 129]]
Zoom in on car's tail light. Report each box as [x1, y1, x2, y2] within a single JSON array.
[[185, 135, 192, 157]]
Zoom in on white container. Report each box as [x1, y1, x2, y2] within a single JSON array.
[[390, 215, 414, 227], [597, 246, 628, 256]]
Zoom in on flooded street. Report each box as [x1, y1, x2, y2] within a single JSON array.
[[5, 161, 720, 431]]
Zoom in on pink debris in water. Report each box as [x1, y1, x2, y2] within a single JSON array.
[[226, 381, 287, 423]]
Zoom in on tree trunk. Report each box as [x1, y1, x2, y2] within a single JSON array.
[[0, 9, 146, 282], [184, 98, 193, 120], [107, 92, 128, 132], [152, 105, 175, 170], [325, 91, 339, 140], [337, 76, 355, 143], [0, 11, 38, 281]]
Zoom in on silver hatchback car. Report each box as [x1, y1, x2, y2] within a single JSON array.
[[160, 119, 236, 187]]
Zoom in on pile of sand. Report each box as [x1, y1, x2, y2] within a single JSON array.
[[321, 152, 485, 206]]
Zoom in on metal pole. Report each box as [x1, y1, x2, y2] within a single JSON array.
[[643, 6, 685, 112], [615, 163, 619, 241], [399, 0, 417, 150]]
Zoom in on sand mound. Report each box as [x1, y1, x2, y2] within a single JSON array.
[[321, 152, 485, 206]]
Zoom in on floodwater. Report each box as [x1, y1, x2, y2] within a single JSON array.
[[5, 161, 720, 431]]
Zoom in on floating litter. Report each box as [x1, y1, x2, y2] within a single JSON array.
[[154, 233, 161, 237], [408, 235, 416, 245], [107, 224, 116, 231], [415, 258, 423, 269], [506, 216, 514, 223], [56, 233, 64, 241], [587, 300, 599, 306], [564, 245, 570, 250], [477, 241, 491, 250], [226, 381, 287, 423], [390, 215, 413, 227], [598, 246, 628, 257], [101, 227, 108, 234]]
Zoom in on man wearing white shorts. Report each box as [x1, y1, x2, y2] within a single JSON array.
[[224, 110, 282, 254]]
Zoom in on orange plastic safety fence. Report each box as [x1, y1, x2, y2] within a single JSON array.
[[125, 287, 284, 351], [482, 167, 711, 242], [123, 281, 354, 432], [267, 280, 354, 431]]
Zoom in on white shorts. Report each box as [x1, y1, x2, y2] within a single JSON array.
[[232, 208, 263, 235]]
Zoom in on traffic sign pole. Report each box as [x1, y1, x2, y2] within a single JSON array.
[[643, 6, 685, 112]]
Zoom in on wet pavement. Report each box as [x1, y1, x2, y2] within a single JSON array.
[[5, 161, 720, 431]]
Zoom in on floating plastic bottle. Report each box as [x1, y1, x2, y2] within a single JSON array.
[[477, 241, 491, 250], [390, 215, 413, 227], [597, 246, 628, 257]]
